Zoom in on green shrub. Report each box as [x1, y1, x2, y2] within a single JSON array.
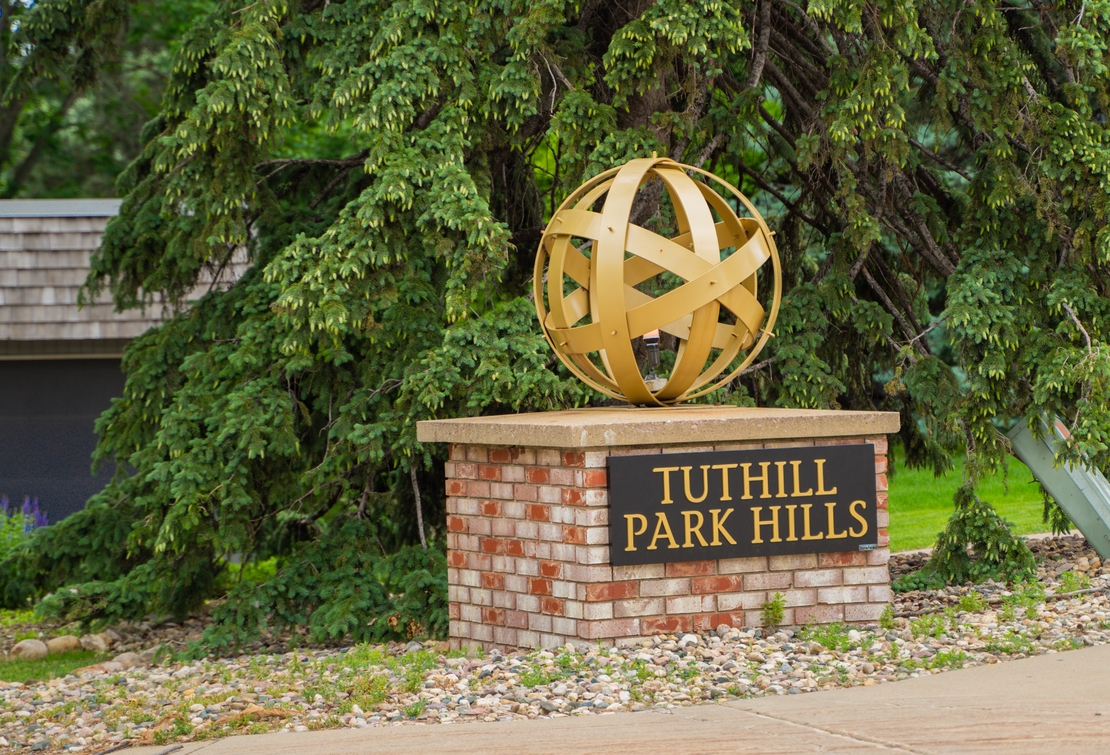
[[760, 592, 786, 627]]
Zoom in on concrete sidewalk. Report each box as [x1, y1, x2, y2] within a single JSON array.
[[129, 644, 1110, 754]]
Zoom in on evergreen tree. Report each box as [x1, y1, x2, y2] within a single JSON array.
[[6, 0, 1110, 643]]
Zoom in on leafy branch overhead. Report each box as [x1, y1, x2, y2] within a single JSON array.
[[4, 0, 1110, 637]]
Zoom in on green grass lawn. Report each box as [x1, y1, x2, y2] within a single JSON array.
[[0, 649, 105, 684], [889, 451, 1052, 552]]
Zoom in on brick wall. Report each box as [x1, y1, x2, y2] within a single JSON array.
[[446, 437, 890, 651]]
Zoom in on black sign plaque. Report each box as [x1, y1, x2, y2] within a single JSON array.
[[608, 444, 878, 566]]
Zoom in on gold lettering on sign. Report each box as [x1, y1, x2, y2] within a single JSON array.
[[741, 462, 772, 499], [681, 465, 710, 503], [825, 502, 848, 539], [849, 500, 869, 537], [814, 459, 837, 495], [712, 463, 738, 501], [624, 514, 648, 551], [709, 508, 737, 545], [647, 512, 679, 550], [653, 467, 680, 504], [682, 510, 709, 547], [784, 504, 799, 542], [751, 506, 782, 543], [790, 460, 813, 497], [800, 503, 823, 541], [774, 461, 788, 498]]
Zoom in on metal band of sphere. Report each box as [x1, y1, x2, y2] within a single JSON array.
[[533, 157, 782, 406]]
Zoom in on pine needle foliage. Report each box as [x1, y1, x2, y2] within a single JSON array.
[[6, 0, 1110, 639]]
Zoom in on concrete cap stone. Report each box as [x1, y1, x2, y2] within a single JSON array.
[[417, 406, 899, 448]]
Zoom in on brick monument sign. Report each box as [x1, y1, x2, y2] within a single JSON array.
[[417, 406, 898, 651]]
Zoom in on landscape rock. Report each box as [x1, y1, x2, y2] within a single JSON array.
[[46, 635, 81, 654], [9, 639, 48, 660], [0, 533, 1106, 752], [79, 634, 109, 653], [112, 652, 143, 669]]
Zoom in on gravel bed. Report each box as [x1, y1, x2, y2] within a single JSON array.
[[2, 534, 1109, 753]]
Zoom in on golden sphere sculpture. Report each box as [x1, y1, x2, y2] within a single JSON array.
[[533, 156, 781, 406]]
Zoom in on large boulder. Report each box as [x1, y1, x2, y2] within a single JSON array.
[[46, 636, 81, 654], [79, 634, 109, 653], [10, 639, 48, 660], [112, 652, 143, 669]]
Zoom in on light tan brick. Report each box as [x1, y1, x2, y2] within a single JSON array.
[[869, 585, 893, 602], [552, 617, 578, 636], [578, 618, 640, 639], [583, 602, 614, 620], [769, 553, 817, 571], [717, 592, 766, 611], [614, 598, 665, 617], [744, 572, 792, 591], [529, 613, 553, 632], [817, 586, 868, 604], [781, 588, 816, 607], [795, 604, 844, 624], [611, 564, 666, 580], [867, 547, 891, 565], [793, 569, 842, 587], [577, 545, 609, 564], [843, 566, 889, 585], [536, 449, 561, 466], [845, 603, 887, 622], [640, 578, 691, 597], [576, 508, 609, 527], [718, 557, 767, 574], [666, 595, 715, 614]]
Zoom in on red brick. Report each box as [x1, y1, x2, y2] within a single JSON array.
[[482, 572, 505, 590], [526, 504, 550, 522], [481, 608, 505, 626], [563, 489, 586, 506], [692, 575, 743, 594], [529, 578, 553, 595], [875, 456, 888, 474], [468, 553, 492, 571], [478, 464, 501, 481], [467, 481, 491, 497], [692, 613, 720, 632], [480, 537, 503, 555], [505, 540, 525, 557], [875, 473, 888, 491], [449, 603, 461, 620], [666, 561, 716, 577], [540, 561, 562, 579], [446, 480, 467, 496], [563, 451, 586, 468], [525, 467, 550, 484], [479, 500, 501, 517], [710, 612, 746, 629], [447, 516, 467, 533], [448, 551, 467, 568], [582, 469, 608, 488], [540, 597, 565, 616], [877, 528, 890, 546], [489, 448, 512, 463], [642, 616, 691, 634], [818, 551, 867, 567], [563, 525, 587, 544], [876, 491, 888, 510], [584, 581, 638, 602]]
